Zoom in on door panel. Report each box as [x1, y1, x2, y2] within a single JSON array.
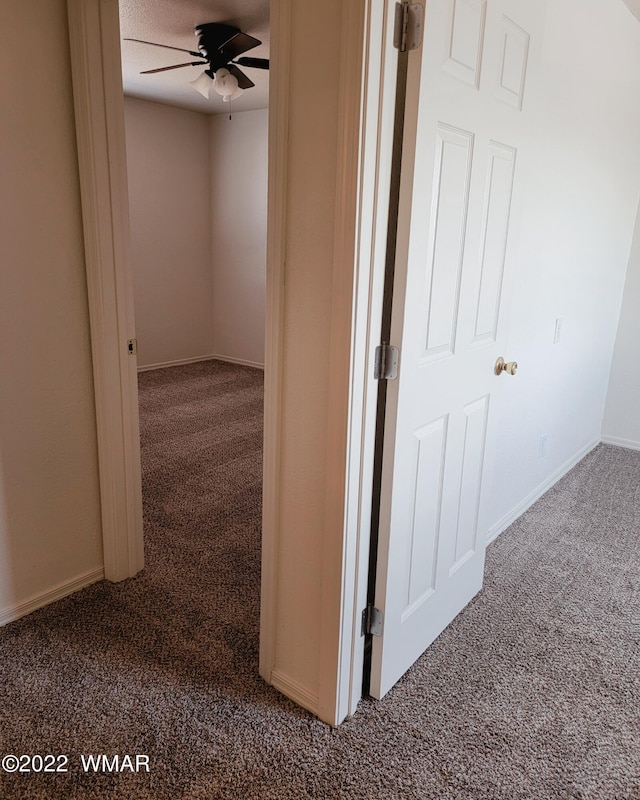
[[473, 141, 516, 344], [370, 0, 542, 699], [424, 124, 474, 358], [443, 0, 487, 88], [404, 414, 448, 612], [495, 16, 530, 109]]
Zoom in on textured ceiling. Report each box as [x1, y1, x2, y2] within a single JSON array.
[[119, 0, 269, 115]]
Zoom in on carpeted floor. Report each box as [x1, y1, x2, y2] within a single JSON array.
[[0, 359, 638, 799]]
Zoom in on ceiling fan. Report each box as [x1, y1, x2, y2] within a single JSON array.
[[125, 23, 269, 102]]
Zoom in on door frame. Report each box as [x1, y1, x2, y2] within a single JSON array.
[[258, 0, 402, 724], [67, 0, 144, 583], [335, 0, 404, 717], [67, 0, 400, 725]]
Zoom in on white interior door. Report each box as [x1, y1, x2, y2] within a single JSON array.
[[371, 0, 543, 698]]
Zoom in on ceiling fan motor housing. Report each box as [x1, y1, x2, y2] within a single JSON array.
[[195, 23, 240, 72]]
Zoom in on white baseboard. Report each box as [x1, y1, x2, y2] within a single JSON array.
[[269, 670, 319, 717], [138, 353, 264, 372], [0, 567, 104, 627], [210, 353, 265, 370], [486, 436, 600, 544], [600, 435, 640, 452], [137, 354, 219, 372]]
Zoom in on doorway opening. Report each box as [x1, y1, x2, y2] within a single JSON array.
[[118, 0, 270, 688], [68, 0, 396, 725]]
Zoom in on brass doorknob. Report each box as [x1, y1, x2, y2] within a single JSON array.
[[495, 356, 518, 376]]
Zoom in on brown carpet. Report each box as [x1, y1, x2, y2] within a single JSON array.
[[0, 359, 638, 799]]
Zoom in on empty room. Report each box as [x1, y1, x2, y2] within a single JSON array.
[[120, 0, 269, 709]]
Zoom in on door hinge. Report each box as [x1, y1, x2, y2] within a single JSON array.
[[374, 344, 399, 380], [127, 338, 138, 355], [393, 2, 424, 52], [362, 605, 383, 637]]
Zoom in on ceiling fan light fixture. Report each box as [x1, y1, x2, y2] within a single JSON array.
[[189, 71, 213, 98], [223, 86, 245, 102], [213, 68, 239, 98]]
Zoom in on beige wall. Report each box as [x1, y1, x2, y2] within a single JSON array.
[[124, 97, 214, 368], [124, 99, 267, 369], [268, 0, 348, 709], [0, 0, 103, 618], [210, 110, 268, 367], [603, 201, 640, 448]]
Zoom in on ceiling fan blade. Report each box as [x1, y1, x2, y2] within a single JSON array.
[[124, 38, 202, 59], [219, 32, 262, 60], [141, 61, 207, 74], [234, 57, 270, 70], [227, 64, 255, 90]]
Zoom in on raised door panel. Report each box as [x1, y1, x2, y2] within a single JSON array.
[[495, 16, 530, 109], [473, 142, 517, 344], [402, 416, 449, 617], [443, 0, 488, 88], [423, 124, 474, 360]]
